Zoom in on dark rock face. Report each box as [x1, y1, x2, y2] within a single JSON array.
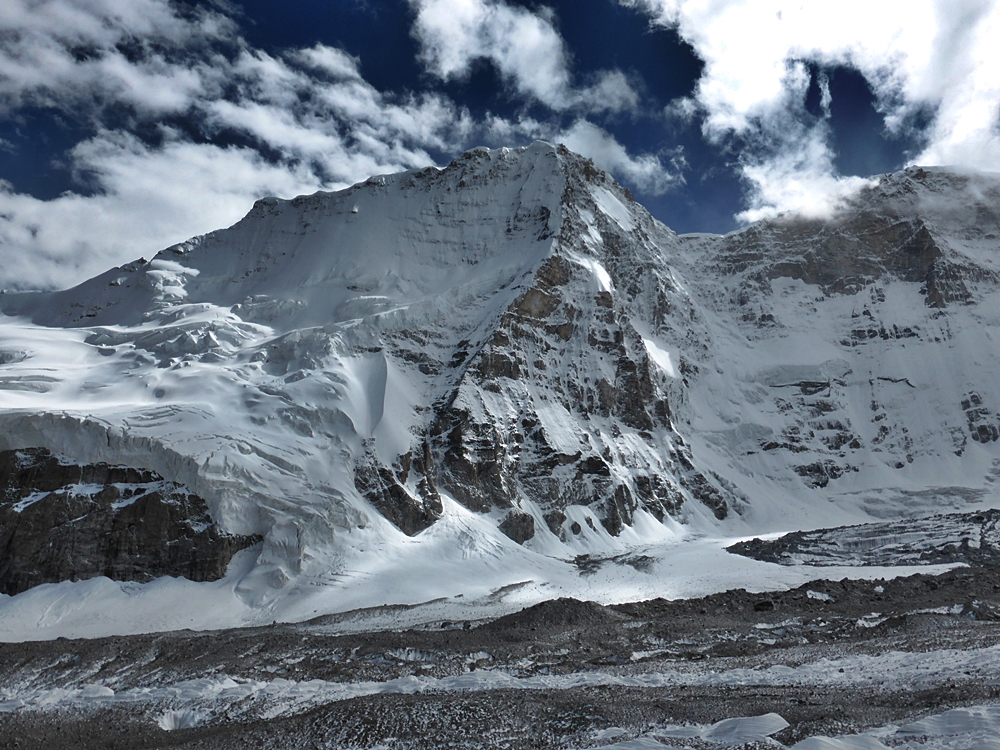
[[353, 444, 442, 536], [714, 168, 1000, 314], [429, 405, 519, 513], [499, 511, 535, 544], [543, 510, 566, 535], [385, 147, 734, 539], [723, 214, 981, 309], [0, 448, 260, 596], [962, 392, 1000, 444]]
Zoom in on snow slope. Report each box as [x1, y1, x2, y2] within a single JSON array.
[[1, 145, 1000, 638]]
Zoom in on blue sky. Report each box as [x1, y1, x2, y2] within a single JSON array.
[[0, 0, 997, 290]]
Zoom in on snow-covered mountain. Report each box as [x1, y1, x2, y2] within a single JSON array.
[[678, 166, 1000, 517], [1, 143, 1000, 635]]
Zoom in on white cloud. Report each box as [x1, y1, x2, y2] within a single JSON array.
[[294, 45, 363, 81], [736, 127, 875, 224], [586, 70, 642, 114], [0, 2, 476, 290], [558, 120, 684, 195], [0, 133, 320, 291], [0, 0, 229, 115], [409, 0, 640, 113], [915, 1, 1000, 169], [0, 0, 680, 290], [411, 0, 571, 106], [623, 0, 1000, 219], [207, 46, 476, 183]]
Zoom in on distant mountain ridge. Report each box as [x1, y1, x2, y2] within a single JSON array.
[[2, 143, 1000, 612]]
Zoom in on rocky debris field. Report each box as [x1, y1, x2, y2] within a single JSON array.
[[728, 509, 1000, 568], [2, 562, 1000, 749]]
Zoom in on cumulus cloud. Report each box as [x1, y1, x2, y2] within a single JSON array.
[[558, 120, 684, 195], [202, 46, 475, 185], [623, 0, 1000, 220], [409, 0, 640, 113], [0, 0, 230, 115], [0, 134, 320, 291], [0, 2, 480, 290], [735, 124, 874, 224]]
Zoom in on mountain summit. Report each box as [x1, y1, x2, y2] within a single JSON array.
[[2, 145, 1000, 633]]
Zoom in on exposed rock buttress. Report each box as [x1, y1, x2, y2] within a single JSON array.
[[0, 448, 260, 596]]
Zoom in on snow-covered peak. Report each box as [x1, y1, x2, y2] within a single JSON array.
[[4, 148, 1000, 639], [5, 142, 573, 331], [864, 164, 1000, 205], [0, 141, 702, 613]]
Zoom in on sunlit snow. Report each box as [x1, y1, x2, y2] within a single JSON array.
[[0, 146, 999, 645]]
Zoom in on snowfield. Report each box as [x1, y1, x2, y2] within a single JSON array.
[[0, 528, 962, 641]]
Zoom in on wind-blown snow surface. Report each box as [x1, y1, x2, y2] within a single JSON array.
[[1, 144, 999, 639]]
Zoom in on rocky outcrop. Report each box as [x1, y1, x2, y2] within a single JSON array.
[[719, 212, 988, 309], [0, 448, 260, 596], [394, 146, 733, 536], [499, 511, 535, 544], [729, 509, 1000, 568], [962, 392, 1000, 444], [353, 444, 442, 536]]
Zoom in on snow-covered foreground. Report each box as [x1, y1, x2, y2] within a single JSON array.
[[0, 513, 960, 642], [1, 558, 997, 748]]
